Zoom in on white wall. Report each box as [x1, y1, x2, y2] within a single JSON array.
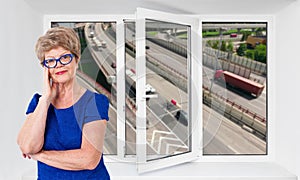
[[1, 0, 299, 179], [0, 0, 42, 179], [275, 0, 300, 176]]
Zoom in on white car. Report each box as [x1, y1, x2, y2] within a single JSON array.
[[145, 84, 156, 94]]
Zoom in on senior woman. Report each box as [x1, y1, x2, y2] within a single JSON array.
[[17, 26, 110, 179]]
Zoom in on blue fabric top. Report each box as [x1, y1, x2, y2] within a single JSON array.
[[26, 90, 110, 180]]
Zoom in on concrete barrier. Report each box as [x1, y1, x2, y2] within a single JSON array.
[[202, 88, 266, 138]]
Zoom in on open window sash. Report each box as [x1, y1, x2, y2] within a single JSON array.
[[135, 8, 201, 173]]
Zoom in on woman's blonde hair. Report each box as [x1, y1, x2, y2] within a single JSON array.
[[35, 26, 81, 64]]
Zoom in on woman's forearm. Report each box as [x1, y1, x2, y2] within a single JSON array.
[[27, 118, 106, 171], [32, 148, 102, 171], [17, 96, 50, 154]]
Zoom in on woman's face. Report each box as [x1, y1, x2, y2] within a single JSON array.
[[44, 46, 78, 84]]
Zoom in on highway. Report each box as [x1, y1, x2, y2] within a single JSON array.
[[69, 22, 267, 155], [203, 65, 266, 118], [145, 32, 266, 154], [203, 104, 265, 154]]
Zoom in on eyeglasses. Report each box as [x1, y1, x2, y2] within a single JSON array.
[[43, 54, 74, 68]]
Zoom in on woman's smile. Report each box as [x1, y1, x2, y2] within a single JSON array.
[[55, 70, 68, 75]]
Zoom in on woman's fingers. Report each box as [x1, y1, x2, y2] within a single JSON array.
[[22, 153, 31, 159], [43, 67, 54, 101]]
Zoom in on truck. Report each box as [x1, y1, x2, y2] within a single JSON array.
[[126, 69, 156, 94], [125, 69, 156, 95], [214, 70, 264, 97]]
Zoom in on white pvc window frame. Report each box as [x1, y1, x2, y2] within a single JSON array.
[[43, 11, 274, 173], [43, 15, 135, 161], [196, 15, 275, 163], [135, 8, 201, 173]]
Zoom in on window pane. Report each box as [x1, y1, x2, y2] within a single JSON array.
[[202, 22, 267, 155], [145, 19, 191, 160], [52, 22, 117, 155]]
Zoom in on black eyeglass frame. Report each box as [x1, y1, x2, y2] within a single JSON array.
[[42, 53, 74, 68]]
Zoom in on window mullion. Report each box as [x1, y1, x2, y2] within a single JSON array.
[[135, 16, 147, 164], [116, 19, 126, 158]]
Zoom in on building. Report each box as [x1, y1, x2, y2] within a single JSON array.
[[246, 36, 266, 48]]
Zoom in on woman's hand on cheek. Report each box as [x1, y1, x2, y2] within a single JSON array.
[[43, 67, 58, 102]]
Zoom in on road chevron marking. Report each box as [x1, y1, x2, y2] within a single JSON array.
[[166, 144, 189, 154], [158, 136, 180, 152], [151, 130, 172, 146]]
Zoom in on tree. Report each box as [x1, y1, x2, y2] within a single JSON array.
[[221, 40, 226, 51], [237, 43, 247, 56], [241, 31, 252, 41], [227, 40, 234, 52], [207, 40, 212, 47], [212, 41, 219, 49], [254, 44, 266, 63], [246, 50, 255, 59], [255, 27, 265, 36]]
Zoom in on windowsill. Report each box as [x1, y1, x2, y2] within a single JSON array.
[[21, 162, 297, 179], [106, 162, 297, 179]]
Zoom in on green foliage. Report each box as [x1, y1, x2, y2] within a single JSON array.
[[203, 27, 266, 63], [240, 44, 266, 63], [255, 44, 266, 51], [254, 44, 266, 63], [237, 43, 247, 56], [246, 50, 255, 59], [241, 31, 252, 41], [203, 29, 239, 37], [227, 40, 234, 52], [207, 40, 213, 47], [212, 41, 219, 49], [177, 33, 187, 39], [222, 29, 238, 36], [147, 31, 158, 36], [255, 27, 266, 36], [240, 29, 252, 33], [221, 40, 227, 51], [208, 40, 234, 53], [202, 31, 219, 37]]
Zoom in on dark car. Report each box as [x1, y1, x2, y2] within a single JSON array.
[[111, 62, 116, 68], [174, 110, 188, 126]]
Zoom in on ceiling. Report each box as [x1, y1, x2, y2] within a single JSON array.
[[24, 0, 296, 15]]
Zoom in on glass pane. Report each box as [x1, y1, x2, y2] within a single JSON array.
[[124, 21, 137, 155], [145, 19, 191, 160], [52, 22, 117, 155], [202, 22, 267, 155]]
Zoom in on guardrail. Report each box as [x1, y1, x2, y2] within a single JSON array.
[[203, 86, 266, 138]]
